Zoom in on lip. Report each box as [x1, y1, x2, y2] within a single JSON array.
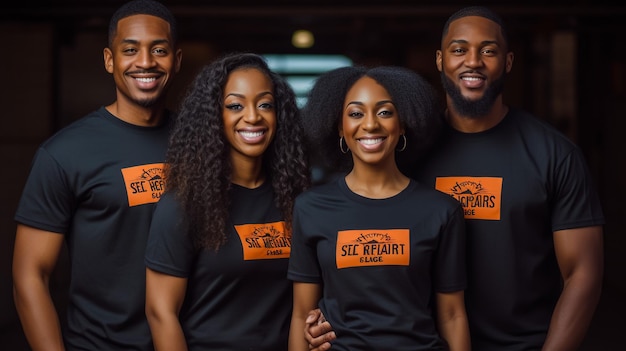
[[128, 73, 162, 90], [237, 128, 267, 143], [460, 75, 485, 89], [356, 136, 386, 151], [459, 71, 486, 88]]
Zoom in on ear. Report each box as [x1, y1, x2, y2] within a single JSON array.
[[103, 48, 114, 74], [174, 48, 183, 74], [435, 50, 443, 72], [505, 52, 514, 73]]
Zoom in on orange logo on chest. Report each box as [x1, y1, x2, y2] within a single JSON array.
[[336, 229, 410, 269], [121, 163, 166, 207], [235, 221, 291, 260], [435, 176, 502, 220]]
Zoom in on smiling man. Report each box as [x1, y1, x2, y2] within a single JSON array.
[[12, 1, 182, 350]]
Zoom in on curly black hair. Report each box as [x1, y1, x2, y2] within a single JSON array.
[[165, 52, 310, 250], [301, 65, 442, 176]]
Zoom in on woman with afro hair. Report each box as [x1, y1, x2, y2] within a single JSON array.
[[144, 52, 310, 350], [288, 65, 471, 351]]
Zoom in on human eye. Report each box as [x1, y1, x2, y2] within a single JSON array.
[[225, 103, 243, 111], [347, 110, 363, 118], [450, 46, 466, 55], [259, 101, 275, 110], [122, 47, 138, 55], [378, 109, 394, 118], [481, 46, 498, 56], [152, 47, 168, 56]]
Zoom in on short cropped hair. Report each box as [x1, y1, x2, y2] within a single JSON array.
[[108, 0, 178, 46], [442, 6, 509, 47], [302, 65, 442, 174]]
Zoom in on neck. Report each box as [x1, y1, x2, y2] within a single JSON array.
[[105, 101, 166, 127], [345, 161, 409, 199], [230, 153, 265, 189]]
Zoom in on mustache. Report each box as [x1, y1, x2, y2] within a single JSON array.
[[125, 69, 162, 75]]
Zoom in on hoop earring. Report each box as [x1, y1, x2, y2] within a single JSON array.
[[396, 134, 407, 152], [339, 136, 349, 154]]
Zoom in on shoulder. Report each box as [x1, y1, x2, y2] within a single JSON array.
[[40, 108, 111, 149], [509, 108, 577, 146], [295, 179, 342, 206]]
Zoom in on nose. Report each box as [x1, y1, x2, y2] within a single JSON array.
[[465, 48, 484, 68], [136, 49, 157, 69], [243, 105, 262, 123], [361, 112, 379, 131]]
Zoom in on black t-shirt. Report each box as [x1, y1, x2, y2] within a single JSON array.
[[145, 181, 292, 350], [412, 108, 605, 350], [288, 177, 466, 351], [15, 106, 171, 350]]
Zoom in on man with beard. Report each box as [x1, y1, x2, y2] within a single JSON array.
[[303, 5, 605, 351], [414, 6, 604, 351]]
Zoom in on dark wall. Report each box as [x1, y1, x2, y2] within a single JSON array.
[[1, 2, 625, 349]]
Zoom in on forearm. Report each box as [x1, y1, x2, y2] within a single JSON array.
[[438, 315, 471, 351], [289, 314, 310, 351], [542, 278, 602, 351], [13, 278, 64, 351], [147, 314, 188, 351]]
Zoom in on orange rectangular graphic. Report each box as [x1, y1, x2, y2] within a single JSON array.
[[336, 229, 410, 269], [235, 221, 291, 260], [435, 176, 502, 220], [120, 163, 166, 207]]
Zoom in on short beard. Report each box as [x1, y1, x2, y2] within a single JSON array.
[[440, 71, 505, 118], [134, 96, 161, 108]]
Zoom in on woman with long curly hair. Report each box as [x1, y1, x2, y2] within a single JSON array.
[[288, 65, 470, 351], [144, 52, 310, 350]]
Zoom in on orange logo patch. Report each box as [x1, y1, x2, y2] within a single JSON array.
[[120, 163, 166, 207], [336, 229, 410, 269], [435, 177, 502, 220], [234, 221, 291, 260]]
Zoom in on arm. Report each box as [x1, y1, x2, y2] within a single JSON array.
[[12, 224, 66, 351], [145, 268, 189, 351], [289, 282, 322, 351], [436, 290, 471, 351], [305, 308, 335, 351], [542, 226, 604, 351]]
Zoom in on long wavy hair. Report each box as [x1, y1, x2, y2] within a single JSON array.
[[165, 52, 310, 250], [301, 65, 442, 175]]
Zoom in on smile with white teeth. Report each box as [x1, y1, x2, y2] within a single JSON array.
[[462, 77, 482, 81], [358, 138, 384, 145], [135, 77, 156, 83], [238, 131, 265, 138]]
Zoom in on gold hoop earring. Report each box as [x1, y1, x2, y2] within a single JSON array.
[[396, 134, 407, 152], [339, 136, 349, 154]]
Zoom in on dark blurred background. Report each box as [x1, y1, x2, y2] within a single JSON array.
[[1, 1, 624, 349]]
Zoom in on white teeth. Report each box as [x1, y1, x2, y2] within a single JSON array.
[[462, 77, 481, 81], [136, 77, 156, 83], [359, 138, 383, 145], [239, 131, 264, 138]]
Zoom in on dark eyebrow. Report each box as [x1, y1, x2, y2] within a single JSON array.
[[448, 39, 499, 47], [225, 91, 274, 99], [120, 38, 171, 46], [345, 100, 393, 107]]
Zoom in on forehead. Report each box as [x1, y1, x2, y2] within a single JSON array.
[[115, 14, 172, 42], [345, 76, 390, 101], [225, 68, 272, 92], [444, 15, 504, 46]]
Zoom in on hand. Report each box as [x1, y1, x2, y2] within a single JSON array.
[[305, 308, 336, 351]]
